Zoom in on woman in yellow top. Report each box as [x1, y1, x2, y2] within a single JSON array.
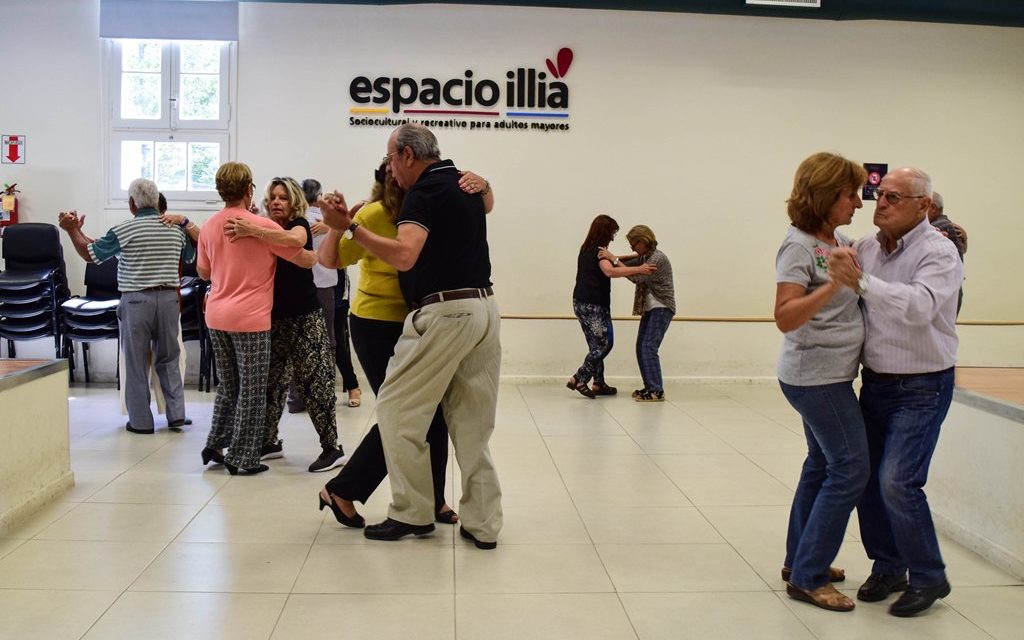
[[317, 162, 493, 528]]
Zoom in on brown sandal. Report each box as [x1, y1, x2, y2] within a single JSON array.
[[781, 566, 845, 583], [786, 582, 855, 612]]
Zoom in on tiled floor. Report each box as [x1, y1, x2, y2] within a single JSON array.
[[1, 381, 1021, 640]]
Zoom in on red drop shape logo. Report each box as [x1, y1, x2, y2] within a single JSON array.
[[544, 47, 574, 79]]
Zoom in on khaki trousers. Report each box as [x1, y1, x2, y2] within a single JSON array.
[[377, 295, 502, 542]]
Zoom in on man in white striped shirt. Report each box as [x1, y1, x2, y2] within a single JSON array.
[[829, 167, 963, 617], [59, 178, 194, 435]]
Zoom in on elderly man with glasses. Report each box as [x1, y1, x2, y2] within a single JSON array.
[[318, 123, 502, 549], [828, 167, 963, 617]]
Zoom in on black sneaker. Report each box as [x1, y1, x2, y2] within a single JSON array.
[[308, 446, 345, 473], [260, 439, 284, 460]]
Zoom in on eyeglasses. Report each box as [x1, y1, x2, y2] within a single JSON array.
[[875, 189, 927, 206]]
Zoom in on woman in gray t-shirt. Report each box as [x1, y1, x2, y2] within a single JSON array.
[[774, 152, 869, 612]]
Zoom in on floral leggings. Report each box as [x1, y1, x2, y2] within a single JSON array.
[[572, 299, 613, 386], [264, 309, 339, 450]]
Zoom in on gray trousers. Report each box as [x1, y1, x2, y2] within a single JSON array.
[[377, 294, 503, 542], [117, 289, 186, 430]]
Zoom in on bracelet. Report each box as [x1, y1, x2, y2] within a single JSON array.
[[480, 180, 491, 196], [178, 217, 190, 229]]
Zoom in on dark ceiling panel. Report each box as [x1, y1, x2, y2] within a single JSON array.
[[242, 0, 1024, 28]]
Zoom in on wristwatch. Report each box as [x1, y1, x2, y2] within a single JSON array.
[[344, 221, 360, 239], [856, 273, 870, 296], [612, 258, 620, 267], [178, 217, 190, 229]]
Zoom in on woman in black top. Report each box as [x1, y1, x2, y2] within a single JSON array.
[[229, 177, 344, 473], [568, 215, 656, 398]]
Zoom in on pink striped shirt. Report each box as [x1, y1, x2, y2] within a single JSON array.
[[198, 207, 302, 332]]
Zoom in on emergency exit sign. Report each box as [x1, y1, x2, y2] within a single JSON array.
[[2, 135, 25, 164]]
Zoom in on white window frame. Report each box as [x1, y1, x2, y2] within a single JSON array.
[[103, 38, 236, 208]]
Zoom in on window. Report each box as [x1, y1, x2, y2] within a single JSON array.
[[105, 39, 234, 205]]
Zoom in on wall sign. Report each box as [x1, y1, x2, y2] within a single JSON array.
[[863, 163, 886, 200], [2, 135, 25, 164], [348, 48, 573, 133]]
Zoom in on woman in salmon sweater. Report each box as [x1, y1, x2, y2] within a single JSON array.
[[197, 162, 317, 475]]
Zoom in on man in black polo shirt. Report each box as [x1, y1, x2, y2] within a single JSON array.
[[318, 124, 502, 549]]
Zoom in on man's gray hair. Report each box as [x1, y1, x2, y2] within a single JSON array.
[[931, 191, 944, 213], [394, 123, 440, 161], [902, 167, 933, 198], [128, 178, 160, 209]]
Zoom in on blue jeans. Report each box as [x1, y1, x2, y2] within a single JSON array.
[[573, 300, 613, 386], [857, 367, 954, 588], [636, 308, 673, 392], [780, 380, 870, 590]]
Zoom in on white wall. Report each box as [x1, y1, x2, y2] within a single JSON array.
[[5, 1, 1024, 379]]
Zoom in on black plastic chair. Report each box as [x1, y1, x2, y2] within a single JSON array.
[[61, 258, 120, 384], [180, 260, 214, 391], [0, 223, 70, 358]]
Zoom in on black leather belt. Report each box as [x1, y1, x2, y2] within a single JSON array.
[[414, 286, 493, 310], [139, 285, 179, 292], [863, 367, 954, 381]]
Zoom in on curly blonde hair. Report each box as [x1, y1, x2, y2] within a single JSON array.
[[263, 177, 308, 220]]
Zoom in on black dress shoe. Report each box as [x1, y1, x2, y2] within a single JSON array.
[[201, 447, 224, 466], [857, 573, 909, 602], [224, 462, 269, 475], [459, 526, 497, 550], [168, 417, 192, 432], [364, 518, 434, 541], [125, 422, 155, 434], [889, 581, 951, 617]]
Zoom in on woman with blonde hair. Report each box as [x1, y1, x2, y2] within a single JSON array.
[[774, 152, 869, 612], [225, 176, 346, 473], [198, 164, 317, 475], [603, 225, 675, 402]]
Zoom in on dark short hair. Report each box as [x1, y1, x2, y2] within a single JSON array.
[[158, 193, 167, 213], [301, 179, 322, 205]]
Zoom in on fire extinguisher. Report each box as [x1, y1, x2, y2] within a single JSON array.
[[0, 183, 18, 227]]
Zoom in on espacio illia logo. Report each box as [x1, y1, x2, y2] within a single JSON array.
[[348, 48, 573, 132]]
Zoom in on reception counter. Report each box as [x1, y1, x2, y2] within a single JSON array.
[[0, 358, 74, 532]]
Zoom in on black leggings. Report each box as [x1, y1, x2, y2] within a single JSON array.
[[325, 314, 449, 509]]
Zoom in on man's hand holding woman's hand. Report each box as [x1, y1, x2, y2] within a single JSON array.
[[827, 247, 861, 289], [317, 191, 353, 231]]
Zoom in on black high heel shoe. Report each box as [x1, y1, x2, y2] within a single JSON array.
[[224, 462, 269, 475], [318, 491, 365, 528], [201, 447, 224, 466]]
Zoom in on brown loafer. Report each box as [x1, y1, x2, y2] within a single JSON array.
[[781, 566, 845, 583], [786, 582, 855, 612]]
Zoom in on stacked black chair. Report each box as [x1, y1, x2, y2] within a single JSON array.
[[0, 223, 71, 358], [180, 260, 214, 391], [61, 257, 121, 384]]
